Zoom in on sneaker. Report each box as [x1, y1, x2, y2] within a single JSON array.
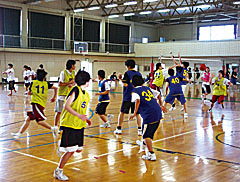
[[100, 122, 111, 128], [138, 129, 142, 136], [136, 140, 146, 153], [184, 113, 188, 118], [57, 140, 63, 157], [180, 107, 184, 112], [142, 152, 157, 161], [53, 169, 69, 181], [51, 126, 59, 138], [114, 128, 122, 135], [107, 114, 114, 122], [208, 108, 212, 112], [11, 132, 21, 139], [169, 107, 176, 111]]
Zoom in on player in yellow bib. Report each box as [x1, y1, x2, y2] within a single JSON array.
[[54, 60, 76, 127], [208, 70, 232, 112], [54, 70, 92, 181], [151, 63, 165, 93], [12, 69, 58, 139]]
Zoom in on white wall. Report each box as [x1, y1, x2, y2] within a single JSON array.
[[132, 23, 159, 43], [158, 24, 195, 41], [134, 40, 240, 57]]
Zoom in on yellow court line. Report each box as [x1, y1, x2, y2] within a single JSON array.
[[66, 124, 222, 166], [2, 147, 58, 165]]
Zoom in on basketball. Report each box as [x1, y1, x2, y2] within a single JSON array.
[[200, 64, 207, 71]]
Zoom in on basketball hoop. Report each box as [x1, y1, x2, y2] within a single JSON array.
[[74, 42, 88, 55]]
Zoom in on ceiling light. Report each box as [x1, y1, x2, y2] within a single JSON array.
[[105, 4, 118, 8], [88, 6, 100, 10], [170, 17, 180, 20], [219, 18, 231, 21], [74, 8, 85, 13], [143, 0, 158, 3], [108, 14, 120, 18], [30, 1, 41, 5], [196, 4, 211, 9], [123, 13, 135, 16], [158, 9, 171, 13], [176, 7, 189, 11], [205, 14, 216, 17], [201, 19, 212, 22], [233, 1, 240, 5], [139, 11, 152, 15], [124, 1, 137, 5]]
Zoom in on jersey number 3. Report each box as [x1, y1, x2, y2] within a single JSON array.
[[142, 90, 154, 101]]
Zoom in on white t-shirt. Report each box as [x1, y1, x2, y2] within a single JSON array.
[[23, 70, 31, 83], [29, 70, 36, 82], [5, 68, 15, 81], [58, 70, 75, 100], [212, 77, 230, 86], [132, 87, 160, 102]]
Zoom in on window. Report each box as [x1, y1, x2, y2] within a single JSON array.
[[198, 25, 236, 41]]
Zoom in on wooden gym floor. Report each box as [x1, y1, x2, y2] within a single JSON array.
[[0, 82, 240, 182]]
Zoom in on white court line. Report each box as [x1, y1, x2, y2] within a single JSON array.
[[66, 124, 220, 166], [2, 147, 58, 165]]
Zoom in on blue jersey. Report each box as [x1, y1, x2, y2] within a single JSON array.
[[167, 76, 183, 95], [132, 86, 162, 124], [176, 67, 188, 85], [98, 79, 110, 102], [122, 70, 142, 101]]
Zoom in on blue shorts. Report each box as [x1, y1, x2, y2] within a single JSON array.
[[165, 94, 186, 105], [231, 78, 237, 85]]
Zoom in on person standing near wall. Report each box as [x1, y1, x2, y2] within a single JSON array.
[[2, 64, 17, 96], [230, 68, 238, 90]]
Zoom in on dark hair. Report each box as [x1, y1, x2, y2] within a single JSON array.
[[8, 64, 13, 68], [156, 63, 161, 70], [113, 72, 116, 74], [75, 70, 91, 86], [39, 64, 43, 69], [132, 75, 144, 87], [28, 67, 32, 71], [36, 69, 48, 81], [182, 62, 189, 68], [23, 65, 28, 69], [219, 70, 224, 76], [66, 60, 76, 70], [98, 70, 105, 79], [168, 69, 175, 76], [125, 59, 135, 69]]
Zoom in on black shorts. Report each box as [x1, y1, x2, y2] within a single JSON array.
[[120, 101, 139, 114], [8, 80, 15, 90], [25, 82, 30, 88], [95, 102, 109, 115], [202, 84, 211, 94], [143, 121, 160, 140], [60, 126, 84, 151]]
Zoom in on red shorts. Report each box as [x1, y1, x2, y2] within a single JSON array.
[[27, 103, 46, 122], [211, 95, 224, 104], [151, 84, 161, 92]]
